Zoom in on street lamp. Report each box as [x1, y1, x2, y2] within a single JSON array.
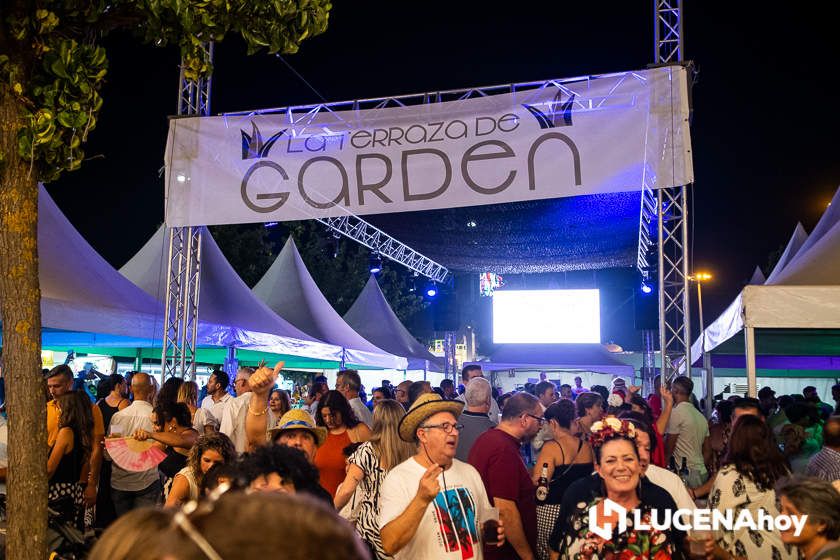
[[690, 271, 713, 417]]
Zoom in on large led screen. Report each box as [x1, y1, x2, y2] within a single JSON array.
[[492, 289, 601, 344]]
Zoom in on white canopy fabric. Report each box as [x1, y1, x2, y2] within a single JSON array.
[[120, 226, 342, 361], [252, 239, 406, 369], [469, 344, 634, 377], [764, 223, 807, 284], [691, 187, 840, 394], [343, 275, 441, 371], [8, 185, 163, 343]]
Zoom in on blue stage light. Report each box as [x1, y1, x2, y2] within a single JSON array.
[[426, 282, 437, 297], [641, 282, 653, 294]]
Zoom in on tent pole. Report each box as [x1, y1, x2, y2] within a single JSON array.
[[224, 346, 238, 378], [744, 327, 757, 397], [134, 348, 142, 372]]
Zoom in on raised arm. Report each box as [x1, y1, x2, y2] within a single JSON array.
[[656, 384, 674, 436], [245, 362, 283, 450], [334, 463, 365, 510], [381, 462, 441, 556]]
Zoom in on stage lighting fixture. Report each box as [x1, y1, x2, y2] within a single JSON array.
[[368, 252, 382, 274], [426, 282, 438, 297], [640, 282, 653, 294]]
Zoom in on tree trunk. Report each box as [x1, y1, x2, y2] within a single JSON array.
[[0, 88, 47, 559]]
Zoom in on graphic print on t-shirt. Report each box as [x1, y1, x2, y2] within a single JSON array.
[[432, 487, 479, 559]]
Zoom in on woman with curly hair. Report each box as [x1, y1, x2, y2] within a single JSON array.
[[164, 432, 236, 507], [706, 414, 796, 560], [48, 391, 94, 530], [315, 390, 371, 497]]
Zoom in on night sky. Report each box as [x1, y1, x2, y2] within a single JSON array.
[[46, 2, 840, 341]]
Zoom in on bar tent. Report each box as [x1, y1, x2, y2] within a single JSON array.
[[119, 225, 343, 365], [691, 187, 840, 395], [251, 239, 406, 370], [342, 275, 441, 372]]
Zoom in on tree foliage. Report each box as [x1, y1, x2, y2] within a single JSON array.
[[0, 0, 332, 183]]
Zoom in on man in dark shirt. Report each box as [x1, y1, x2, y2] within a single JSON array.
[[469, 392, 543, 560], [456, 377, 497, 461]]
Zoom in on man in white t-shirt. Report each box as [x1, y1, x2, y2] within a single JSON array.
[[380, 393, 505, 559], [108, 373, 161, 515], [664, 376, 711, 488], [200, 369, 232, 426], [219, 366, 254, 453]]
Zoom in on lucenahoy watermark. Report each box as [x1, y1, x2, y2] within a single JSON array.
[[587, 499, 807, 541]]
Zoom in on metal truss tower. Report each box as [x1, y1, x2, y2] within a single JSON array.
[[161, 43, 213, 379], [638, 0, 692, 380]]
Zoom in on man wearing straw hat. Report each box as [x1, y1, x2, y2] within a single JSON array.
[[268, 409, 327, 464], [379, 393, 505, 559]]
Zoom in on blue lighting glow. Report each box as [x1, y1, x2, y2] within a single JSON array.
[[426, 283, 437, 297], [640, 282, 653, 294]]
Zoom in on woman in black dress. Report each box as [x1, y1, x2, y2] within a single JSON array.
[[133, 401, 197, 499], [48, 391, 93, 530], [532, 400, 595, 560]]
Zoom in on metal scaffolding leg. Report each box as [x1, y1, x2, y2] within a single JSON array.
[[162, 43, 213, 380], [638, 0, 692, 382]]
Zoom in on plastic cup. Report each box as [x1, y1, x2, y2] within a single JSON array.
[[482, 506, 500, 545], [688, 529, 712, 559]]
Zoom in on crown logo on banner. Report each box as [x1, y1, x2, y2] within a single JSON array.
[[523, 90, 576, 130], [241, 121, 287, 160]]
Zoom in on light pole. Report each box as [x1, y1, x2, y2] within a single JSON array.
[[691, 272, 713, 417]]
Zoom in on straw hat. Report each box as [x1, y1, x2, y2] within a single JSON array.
[[268, 409, 327, 446], [398, 393, 464, 442]]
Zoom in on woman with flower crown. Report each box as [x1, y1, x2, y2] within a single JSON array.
[[548, 416, 685, 560]]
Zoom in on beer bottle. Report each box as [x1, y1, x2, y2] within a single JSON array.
[[668, 456, 678, 474], [536, 462, 549, 502], [679, 457, 690, 486]]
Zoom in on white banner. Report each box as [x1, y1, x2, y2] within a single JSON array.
[[164, 66, 693, 226]]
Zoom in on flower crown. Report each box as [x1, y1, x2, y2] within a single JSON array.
[[588, 416, 637, 448]]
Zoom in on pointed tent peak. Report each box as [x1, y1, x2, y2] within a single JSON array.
[[770, 217, 840, 285], [120, 224, 323, 345], [748, 266, 766, 285], [344, 274, 439, 364], [765, 222, 809, 284], [252, 238, 402, 367], [787, 187, 840, 262]]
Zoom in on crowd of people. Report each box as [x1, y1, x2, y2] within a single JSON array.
[[2, 362, 840, 560]]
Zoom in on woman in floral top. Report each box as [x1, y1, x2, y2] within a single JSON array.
[[549, 416, 685, 560], [706, 415, 798, 560]]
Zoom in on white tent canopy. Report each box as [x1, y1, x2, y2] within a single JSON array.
[[5, 186, 164, 344], [252, 239, 406, 369], [120, 226, 342, 361], [691, 187, 840, 395], [343, 275, 441, 371]]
